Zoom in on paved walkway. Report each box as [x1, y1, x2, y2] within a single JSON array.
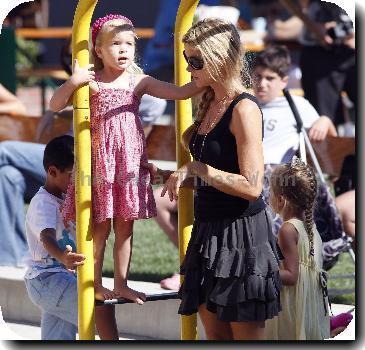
[[1, 320, 156, 341], [0, 305, 355, 341]]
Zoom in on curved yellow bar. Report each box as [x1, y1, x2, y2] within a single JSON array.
[[174, 0, 200, 341], [72, 0, 98, 340]]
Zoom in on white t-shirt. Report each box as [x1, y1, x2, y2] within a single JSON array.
[[261, 96, 319, 164], [24, 187, 76, 279]]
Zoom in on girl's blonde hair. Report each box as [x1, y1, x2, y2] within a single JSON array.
[[181, 18, 251, 148], [270, 158, 318, 256], [91, 18, 143, 74]]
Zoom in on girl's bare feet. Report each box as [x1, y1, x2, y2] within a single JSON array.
[[95, 284, 115, 301], [114, 285, 146, 305]]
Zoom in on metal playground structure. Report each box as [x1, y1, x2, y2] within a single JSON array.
[[71, 0, 200, 341]]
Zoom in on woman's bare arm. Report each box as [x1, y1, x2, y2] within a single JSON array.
[[136, 75, 204, 100], [188, 99, 264, 200], [0, 84, 26, 115]]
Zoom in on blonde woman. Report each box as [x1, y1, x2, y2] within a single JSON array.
[[150, 18, 281, 340]]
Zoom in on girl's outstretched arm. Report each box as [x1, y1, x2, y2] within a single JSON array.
[[161, 99, 265, 201], [137, 75, 204, 100], [49, 59, 95, 112], [278, 222, 299, 286]]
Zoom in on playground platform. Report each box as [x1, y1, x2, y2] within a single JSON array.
[[0, 266, 355, 341], [0, 266, 205, 340]]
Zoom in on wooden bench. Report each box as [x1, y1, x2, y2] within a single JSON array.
[[1, 113, 354, 173], [0, 111, 71, 144], [17, 66, 69, 81], [15, 27, 155, 39], [146, 128, 357, 173], [146, 128, 356, 171], [15, 27, 276, 53], [0, 113, 39, 142], [0, 112, 176, 161], [146, 125, 176, 161]]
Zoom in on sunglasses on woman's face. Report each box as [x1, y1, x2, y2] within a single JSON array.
[[183, 50, 204, 70]]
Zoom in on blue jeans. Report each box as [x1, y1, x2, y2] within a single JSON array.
[[24, 272, 78, 340], [0, 141, 45, 266]]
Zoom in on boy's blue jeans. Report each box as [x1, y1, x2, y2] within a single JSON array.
[[24, 271, 78, 340]]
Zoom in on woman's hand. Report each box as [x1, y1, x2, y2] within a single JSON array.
[[70, 59, 95, 87], [161, 164, 190, 201], [143, 162, 173, 185]]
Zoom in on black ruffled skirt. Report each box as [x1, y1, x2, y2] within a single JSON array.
[[178, 208, 282, 322]]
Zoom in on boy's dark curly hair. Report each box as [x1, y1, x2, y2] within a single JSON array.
[[43, 135, 74, 172]]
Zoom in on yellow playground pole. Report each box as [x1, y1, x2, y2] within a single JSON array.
[[72, 0, 98, 340], [174, 0, 200, 341]]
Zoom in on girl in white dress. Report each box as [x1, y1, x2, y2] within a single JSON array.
[[265, 157, 330, 340]]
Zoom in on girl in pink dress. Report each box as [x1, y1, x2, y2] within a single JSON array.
[[50, 14, 202, 302]]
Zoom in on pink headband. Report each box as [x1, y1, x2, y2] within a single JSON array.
[[91, 14, 134, 47]]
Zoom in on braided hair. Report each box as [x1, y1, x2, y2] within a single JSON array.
[[270, 157, 318, 257]]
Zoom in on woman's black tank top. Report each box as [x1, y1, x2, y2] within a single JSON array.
[[189, 92, 266, 221]]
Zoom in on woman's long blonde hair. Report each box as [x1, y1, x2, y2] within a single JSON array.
[[91, 18, 143, 74], [182, 18, 251, 149]]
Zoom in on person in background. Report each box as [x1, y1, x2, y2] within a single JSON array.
[[260, 0, 304, 42], [154, 186, 180, 290], [252, 45, 341, 241], [335, 190, 355, 244], [280, 0, 355, 126]]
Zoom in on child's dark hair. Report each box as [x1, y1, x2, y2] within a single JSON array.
[[253, 45, 291, 78], [43, 135, 74, 171], [270, 158, 318, 256]]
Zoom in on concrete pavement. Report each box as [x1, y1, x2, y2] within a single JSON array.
[[0, 267, 355, 341]]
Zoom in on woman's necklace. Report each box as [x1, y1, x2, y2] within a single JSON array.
[[192, 93, 233, 162]]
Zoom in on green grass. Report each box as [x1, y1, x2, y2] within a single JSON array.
[[327, 253, 355, 305]]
